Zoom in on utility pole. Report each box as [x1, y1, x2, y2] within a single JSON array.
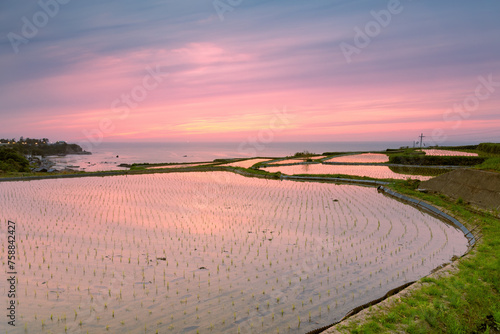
[[419, 133, 425, 149]]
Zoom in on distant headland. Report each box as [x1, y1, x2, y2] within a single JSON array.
[[0, 137, 90, 173], [0, 137, 91, 156]]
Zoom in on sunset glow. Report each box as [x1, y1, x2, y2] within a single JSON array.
[[2, 1, 499, 144]]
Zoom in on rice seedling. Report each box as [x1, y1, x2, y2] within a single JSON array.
[[422, 149, 478, 157], [262, 164, 433, 180], [0, 172, 468, 333]]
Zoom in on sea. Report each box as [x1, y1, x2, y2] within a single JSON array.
[[48, 141, 471, 172]]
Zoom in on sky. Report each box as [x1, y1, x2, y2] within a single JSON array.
[[1, 0, 499, 147]]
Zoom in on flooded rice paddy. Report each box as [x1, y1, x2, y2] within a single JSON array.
[[146, 163, 216, 169], [267, 157, 327, 165], [0, 172, 467, 333], [324, 153, 389, 164], [422, 149, 478, 157], [262, 164, 433, 181], [220, 159, 272, 168]]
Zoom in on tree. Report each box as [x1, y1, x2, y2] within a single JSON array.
[[0, 148, 30, 172]]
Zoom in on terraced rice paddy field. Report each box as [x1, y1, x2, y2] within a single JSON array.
[[146, 163, 216, 169], [262, 164, 433, 181], [219, 159, 272, 168], [267, 157, 327, 165], [421, 149, 478, 157], [0, 172, 468, 333], [324, 153, 389, 164]]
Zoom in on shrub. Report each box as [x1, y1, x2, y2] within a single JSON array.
[[293, 150, 314, 158], [0, 148, 30, 172], [476, 157, 500, 172], [402, 179, 421, 190], [477, 143, 500, 154]]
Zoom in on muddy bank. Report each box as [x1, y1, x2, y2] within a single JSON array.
[[419, 169, 500, 211]]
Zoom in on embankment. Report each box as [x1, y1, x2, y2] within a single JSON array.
[[419, 169, 500, 211]]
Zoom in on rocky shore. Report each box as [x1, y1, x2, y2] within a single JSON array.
[[28, 156, 77, 173]]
